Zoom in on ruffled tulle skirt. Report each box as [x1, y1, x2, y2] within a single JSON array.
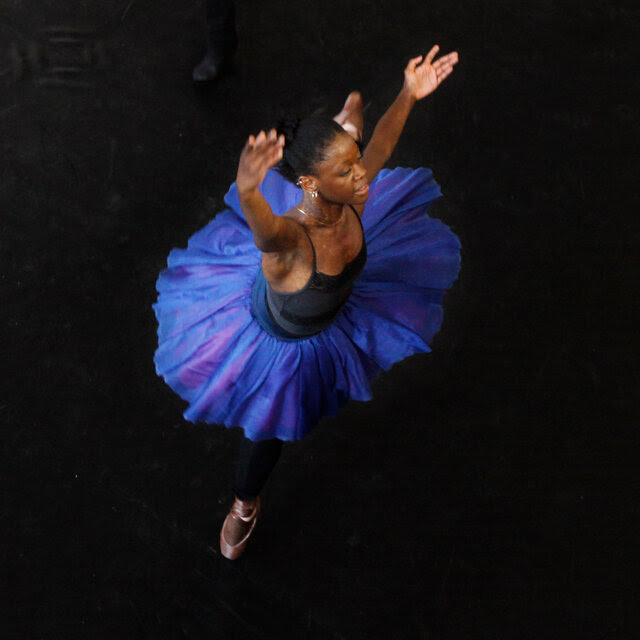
[[153, 167, 461, 441]]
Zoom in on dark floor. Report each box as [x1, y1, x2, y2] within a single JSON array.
[[1, 1, 639, 638]]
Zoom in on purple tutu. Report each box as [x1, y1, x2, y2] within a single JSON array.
[[153, 167, 461, 441]]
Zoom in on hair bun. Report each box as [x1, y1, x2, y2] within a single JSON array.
[[274, 114, 343, 185], [276, 116, 301, 146]]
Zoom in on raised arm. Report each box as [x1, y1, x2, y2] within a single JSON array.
[[236, 129, 300, 253], [361, 45, 458, 181]]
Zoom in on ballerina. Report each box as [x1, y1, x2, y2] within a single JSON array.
[[154, 45, 460, 559]]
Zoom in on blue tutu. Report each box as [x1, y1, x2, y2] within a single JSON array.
[[153, 167, 461, 441]]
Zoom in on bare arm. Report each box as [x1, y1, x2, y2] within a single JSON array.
[[361, 45, 459, 181], [236, 130, 300, 253]]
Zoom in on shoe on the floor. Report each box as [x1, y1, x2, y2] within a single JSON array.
[[192, 49, 229, 82], [219, 496, 260, 560]]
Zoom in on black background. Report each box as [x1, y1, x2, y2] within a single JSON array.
[[1, 1, 638, 638]]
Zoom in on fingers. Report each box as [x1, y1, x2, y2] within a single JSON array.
[[406, 54, 424, 72], [433, 51, 458, 81], [416, 47, 458, 70], [434, 51, 459, 68], [433, 56, 458, 73], [244, 129, 284, 165], [408, 47, 458, 77], [248, 129, 281, 145], [425, 44, 440, 65], [436, 65, 454, 83]]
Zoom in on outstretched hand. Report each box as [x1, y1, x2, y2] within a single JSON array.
[[403, 45, 459, 101], [237, 129, 285, 193]]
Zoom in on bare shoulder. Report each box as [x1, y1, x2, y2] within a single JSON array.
[[261, 214, 314, 290]]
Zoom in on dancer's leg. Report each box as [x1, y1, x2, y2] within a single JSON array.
[[220, 437, 283, 558], [333, 91, 364, 144], [234, 436, 283, 500]]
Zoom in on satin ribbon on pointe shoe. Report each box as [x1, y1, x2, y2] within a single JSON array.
[[219, 496, 261, 560]]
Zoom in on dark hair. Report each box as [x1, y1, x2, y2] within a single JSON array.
[[275, 116, 345, 184]]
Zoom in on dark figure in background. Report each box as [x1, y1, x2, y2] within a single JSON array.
[[193, 0, 237, 82]]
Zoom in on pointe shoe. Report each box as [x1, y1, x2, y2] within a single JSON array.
[[219, 496, 260, 560]]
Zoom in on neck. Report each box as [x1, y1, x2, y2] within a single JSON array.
[[299, 193, 344, 226]]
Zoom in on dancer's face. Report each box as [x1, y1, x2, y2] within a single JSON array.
[[310, 133, 369, 205]]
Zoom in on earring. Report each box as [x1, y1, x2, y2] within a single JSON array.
[[312, 189, 318, 199], [296, 179, 301, 187]]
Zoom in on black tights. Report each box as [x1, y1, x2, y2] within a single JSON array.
[[233, 437, 283, 500]]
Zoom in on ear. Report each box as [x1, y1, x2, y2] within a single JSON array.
[[297, 175, 318, 193]]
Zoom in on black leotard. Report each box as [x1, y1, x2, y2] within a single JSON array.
[[253, 205, 367, 339]]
